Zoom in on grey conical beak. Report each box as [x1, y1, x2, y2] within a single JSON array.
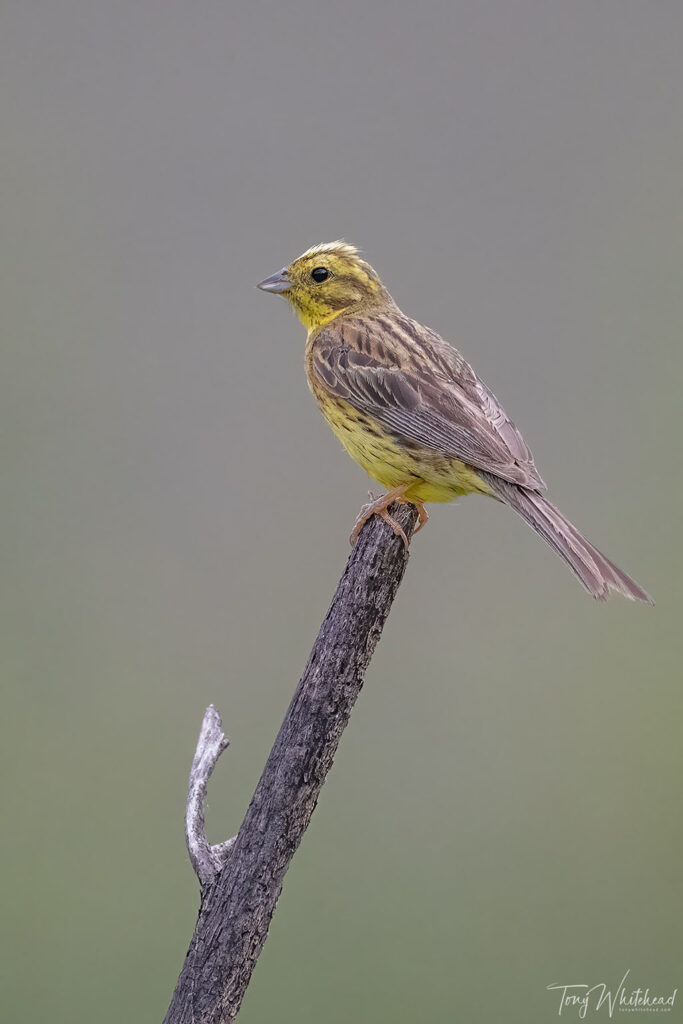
[[256, 267, 291, 293]]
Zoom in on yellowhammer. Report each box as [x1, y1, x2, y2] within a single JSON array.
[[258, 242, 651, 602]]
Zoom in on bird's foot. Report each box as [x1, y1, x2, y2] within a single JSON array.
[[350, 485, 413, 547], [399, 498, 429, 534]]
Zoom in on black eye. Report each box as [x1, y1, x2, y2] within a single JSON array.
[[311, 266, 330, 283]]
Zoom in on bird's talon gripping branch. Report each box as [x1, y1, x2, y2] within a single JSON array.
[[379, 509, 409, 547], [350, 485, 413, 547], [403, 499, 429, 534]]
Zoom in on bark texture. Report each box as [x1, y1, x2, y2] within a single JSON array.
[[164, 501, 418, 1023]]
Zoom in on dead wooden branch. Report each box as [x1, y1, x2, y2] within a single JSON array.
[[164, 502, 418, 1023]]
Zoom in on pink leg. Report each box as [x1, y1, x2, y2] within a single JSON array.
[[350, 485, 414, 547]]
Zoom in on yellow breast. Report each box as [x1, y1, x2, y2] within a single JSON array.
[[311, 389, 490, 505]]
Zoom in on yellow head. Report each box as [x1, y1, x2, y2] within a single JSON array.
[[257, 242, 390, 331]]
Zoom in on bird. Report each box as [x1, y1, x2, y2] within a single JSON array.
[[257, 241, 652, 603]]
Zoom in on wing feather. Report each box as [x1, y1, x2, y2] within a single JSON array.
[[312, 315, 546, 491]]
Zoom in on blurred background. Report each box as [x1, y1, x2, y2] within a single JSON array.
[[2, 3, 682, 1021]]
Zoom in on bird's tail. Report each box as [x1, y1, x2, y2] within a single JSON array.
[[480, 475, 652, 603]]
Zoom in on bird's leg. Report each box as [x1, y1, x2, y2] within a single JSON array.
[[400, 498, 429, 534], [350, 484, 413, 547]]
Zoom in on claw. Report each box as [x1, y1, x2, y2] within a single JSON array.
[[350, 485, 413, 546], [379, 508, 409, 546], [412, 501, 429, 534]]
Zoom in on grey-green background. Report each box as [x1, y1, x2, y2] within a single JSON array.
[[2, 3, 682, 1021]]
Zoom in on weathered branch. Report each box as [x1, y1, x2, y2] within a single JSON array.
[[185, 706, 235, 886], [164, 502, 418, 1023]]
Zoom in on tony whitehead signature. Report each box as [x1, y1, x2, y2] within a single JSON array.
[[547, 969, 677, 1017]]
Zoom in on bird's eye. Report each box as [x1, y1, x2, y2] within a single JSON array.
[[311, 266, 330, 283]]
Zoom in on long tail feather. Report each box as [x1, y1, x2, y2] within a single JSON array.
[[481, 475, 653, 603]]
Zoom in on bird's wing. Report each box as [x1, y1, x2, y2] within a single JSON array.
[[312, 314, 546, 491]]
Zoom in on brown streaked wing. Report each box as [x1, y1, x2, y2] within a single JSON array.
[[313, 316, 546, 491], [371, 314, 543, 482]]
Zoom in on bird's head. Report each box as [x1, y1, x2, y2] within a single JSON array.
[[257, 242, 390, 331]]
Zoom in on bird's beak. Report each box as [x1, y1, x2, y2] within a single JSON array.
[[256, 267, 291, 294]]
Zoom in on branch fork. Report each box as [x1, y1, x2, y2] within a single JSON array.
[[165, 501, 418, 1022], [185, 705, 235, 886]]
